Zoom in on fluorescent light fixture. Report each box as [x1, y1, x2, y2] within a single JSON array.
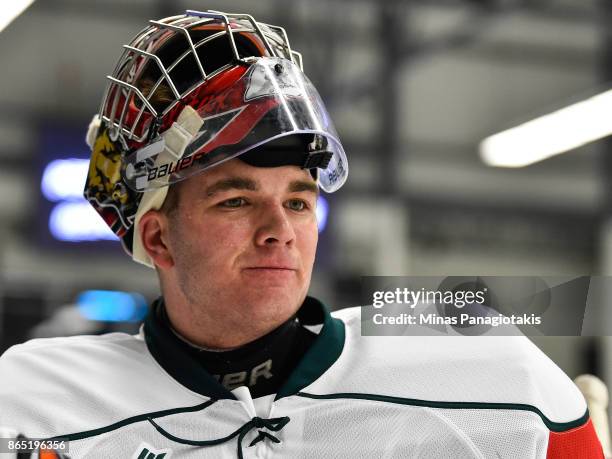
[[316, 195, 329, 233], [77, 290, 147, 322], [0, 0, 35, 33], [480, 89, 612, 168], [49, 201, 118, 242], [41, 158, 89, 201]]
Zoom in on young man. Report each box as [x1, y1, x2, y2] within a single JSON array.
[[0, 10, 604, 458]]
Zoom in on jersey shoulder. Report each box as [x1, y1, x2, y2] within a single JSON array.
[[0, 332, 201, 437], [0, 332, 147, 379], [326, 305, 586, 427]]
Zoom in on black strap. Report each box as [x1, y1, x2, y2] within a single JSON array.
[[302, 150, 332, 169]]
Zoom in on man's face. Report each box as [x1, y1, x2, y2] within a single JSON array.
[[163, 158, 319, 330]]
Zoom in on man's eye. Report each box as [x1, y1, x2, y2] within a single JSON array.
[[220, 198, 246, 208], [287, 199, 307, 211]]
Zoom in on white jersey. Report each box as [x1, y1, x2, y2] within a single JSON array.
[[0, 297, 603, 458]]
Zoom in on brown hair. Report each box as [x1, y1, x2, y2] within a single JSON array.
[[137, 78, 175, 113]]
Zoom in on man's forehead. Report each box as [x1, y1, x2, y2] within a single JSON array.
[[189, 159, 318, 194]]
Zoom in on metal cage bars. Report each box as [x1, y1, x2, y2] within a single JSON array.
[[99, 10, 301, 144]]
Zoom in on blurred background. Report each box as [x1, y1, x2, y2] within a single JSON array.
[[0, 0, 610, 389]]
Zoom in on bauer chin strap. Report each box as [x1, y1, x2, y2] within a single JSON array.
[[127, 105, 204, 190], [130, 106, 204, 268], [156, 106, 204, 160]]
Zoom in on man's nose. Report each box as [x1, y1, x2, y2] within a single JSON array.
[[254, 203, 296, 247]]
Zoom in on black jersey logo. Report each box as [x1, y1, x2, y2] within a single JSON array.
[[132, 442, 172, 459]]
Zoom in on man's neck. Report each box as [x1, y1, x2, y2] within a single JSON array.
[[159, 281, 304, 348], [156, 298, 318, 397], [164, 303, 293, 349], [169, 324, 242, 352]]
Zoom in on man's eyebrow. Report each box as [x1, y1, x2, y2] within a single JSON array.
[[289, 180, 319, 195], [205, 177, 258, 196]]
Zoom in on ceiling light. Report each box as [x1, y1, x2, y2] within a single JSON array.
[[480, 89, 612, 167], [0, 0, 36, 33]]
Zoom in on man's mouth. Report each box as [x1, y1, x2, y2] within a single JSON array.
[[244, 266, 296, 271]]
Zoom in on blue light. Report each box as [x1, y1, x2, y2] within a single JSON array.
[[77, 290, 148, 322], [42, 158, 117, 242], [316, 195, 329, 233], [49, 202, 118, 242], [41, 158, 89, 202]]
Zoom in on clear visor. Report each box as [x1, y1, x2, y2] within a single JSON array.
[[122, 57, 348, 193]]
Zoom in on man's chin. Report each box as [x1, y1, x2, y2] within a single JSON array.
[[237, 287, 305, 319]]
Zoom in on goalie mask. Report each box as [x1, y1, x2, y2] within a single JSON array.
[[84, 10, 348, 267]]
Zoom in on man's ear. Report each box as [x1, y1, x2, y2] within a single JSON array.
[[139, 210, 174, 270]]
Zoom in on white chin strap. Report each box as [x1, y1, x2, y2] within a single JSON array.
[[131, 187, 169, 268], [130, 106, 203, 268]]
